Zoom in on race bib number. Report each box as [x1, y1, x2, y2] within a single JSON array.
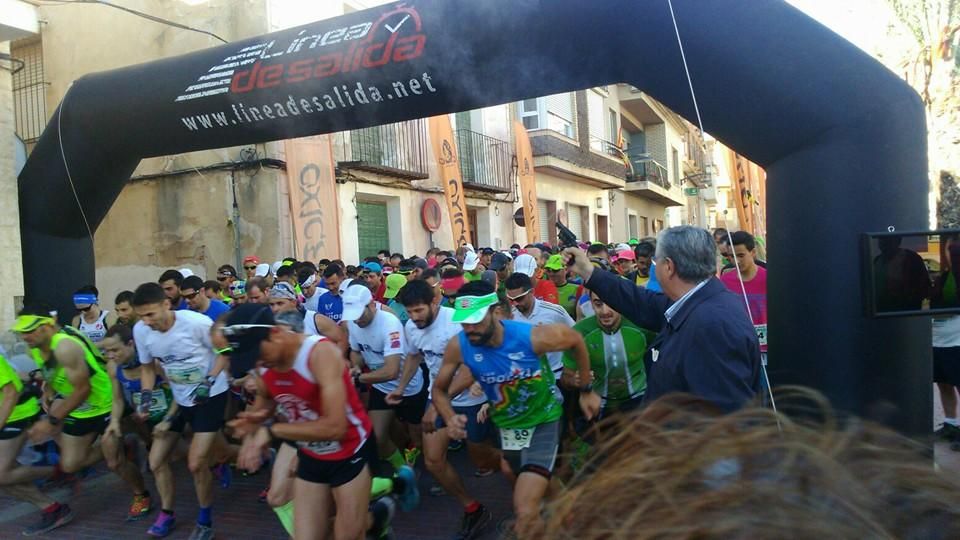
[[754, 324, 768, 347], [299, 440, 342, 456], [500, 427, 535, 451], [166, 365, 206, 385], [132, 390, 169, 415]]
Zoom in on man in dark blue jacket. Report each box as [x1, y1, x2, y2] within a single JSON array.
[[564, 226, 761, 412]]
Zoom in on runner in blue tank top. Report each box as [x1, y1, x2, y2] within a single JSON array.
[[432, 281, 601, 538]]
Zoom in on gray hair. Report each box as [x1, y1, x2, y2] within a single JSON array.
[[275, 309, 305, 333], [655, 226, 716, 282]]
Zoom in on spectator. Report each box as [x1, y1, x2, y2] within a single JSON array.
[[566, 226, 761, 412], [362, 261, 387, 303], [587, 243, 610, 262]]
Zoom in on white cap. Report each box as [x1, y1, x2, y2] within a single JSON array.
[[616, 243, 632, 253], [179, 268, 194, 278], [254, 263, 270, 277], [464, 243, 475, 253], [270, 261, 283, 276], [339, 278, 353, 294], [463, 251, 480, 271], [340, 284, 373, 322], [513, 254, 538, 277]]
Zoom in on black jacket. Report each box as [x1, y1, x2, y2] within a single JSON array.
[[586, 270, 761, 412]]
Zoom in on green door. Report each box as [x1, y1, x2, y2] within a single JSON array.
[[356, 201, 390, 261]]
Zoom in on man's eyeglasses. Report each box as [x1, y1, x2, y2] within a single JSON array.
[[243, 265, 257, 270], [506, 289, 532, 304], [182, 291, 202, 300]]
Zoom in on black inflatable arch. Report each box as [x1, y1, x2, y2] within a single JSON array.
[[19, 0, 929, 433]]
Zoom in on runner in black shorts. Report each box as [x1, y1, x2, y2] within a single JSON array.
[[0, 347, 72, 537]]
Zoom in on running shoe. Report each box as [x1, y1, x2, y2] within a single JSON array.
[[126, 493, 153, 521], [935, 423, 960, 441], [395, 465, 420, 512], [403, 447, 421, 467], [188, 523, 215, 540], [370, 477, 393, 499], [22, 503, 74, 536], [447, 439, 464, 452], [147, 511, 176, 537], [454, 504, 491, 540]]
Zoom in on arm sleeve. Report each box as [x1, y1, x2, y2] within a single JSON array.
[[585, 269, 669, 332], [133, 322, 153, 365]]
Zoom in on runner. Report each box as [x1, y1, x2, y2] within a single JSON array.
[[561, 290, 652, 421], [299, 266, 327, 312], [343, 282, 427, 471], [131, 282, 230, 540], [433, 281, 601, 538], [396, 279, 492, 539], [159, 270, 189, 310], [505, 272, 575, 379], [242, 256, 260, 280], [115, 290, 138, 326], [317, 263, 346, 323], [0, 344, 69, 536], [228, 280, 247, 305], [224, 305, 418, 540], [70, 285, 117, 343], [100, 323, 174, 522], [546, 254, 582, 318], [182, 275, 231, 321]]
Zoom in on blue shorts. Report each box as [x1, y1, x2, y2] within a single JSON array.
[[435, 402, 492, 444]]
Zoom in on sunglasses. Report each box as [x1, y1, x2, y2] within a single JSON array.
[[244, 265, 257, 270], [76, 305, 93, 312], [217, 275, 231, 281], [506, 289, 532, 304], [182, 291, 202, 300]]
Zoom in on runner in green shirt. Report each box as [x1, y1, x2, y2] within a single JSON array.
[[545, 254, 582, 318], [562, 289, 655, 417]]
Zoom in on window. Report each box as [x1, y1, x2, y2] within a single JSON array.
[[545, 93, 575, 138], [655, 219, 664, 233], [587, 90, 605, 151], [628, 214, 639, 239], [672, 147, 680, 186], [640, 216, 649, 237], [519, 99, 540, 130], [566, 203, 587, 240], [11, 38, 49, 144]]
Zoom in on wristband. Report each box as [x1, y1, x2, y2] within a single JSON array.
[[214, 347, 233, 355]]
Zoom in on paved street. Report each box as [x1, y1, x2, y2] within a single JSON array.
[[0, 448, 514, 540], [1, 385, 956, 539]]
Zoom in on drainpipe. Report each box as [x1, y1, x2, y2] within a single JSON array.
[[231, 170, 242, 271]]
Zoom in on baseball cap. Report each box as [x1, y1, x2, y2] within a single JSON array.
[[339, 278, 354, 294], [223, 303, 276, 377], [384, 273, 407, 300], [242, 255, 260, 265], [615, 250, 636, 261], [544, 254, 565, 271], [439, 257, 459, 269], [341, 284, 373, 322], [270, 261, 284, 276], [254, 263, 270, 277], [616, 243, 632, 253], [481, 247, 494, 255], [463, 251, 480, 272], [464, 243, 475, 253], [513, 254, 538, 277], [11, 314, 55, 333], [451, 292, 499, 324], [489, 252, 510, 271], [179, 268, 195, 279], [413, 257, 429, 271], [628, 238, 640, 246], [362, 261, 383, 274]]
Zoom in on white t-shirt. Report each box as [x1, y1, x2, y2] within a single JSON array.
[[134, 310, 229, 407], [513, 298, 575, 373], [303, 288, 328, 312], [405, 307, 484, 407], [348, 310, 423, 396], [933, 316, 960, 348]]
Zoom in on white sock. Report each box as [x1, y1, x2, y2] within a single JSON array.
[[944, 418, 958, 427]]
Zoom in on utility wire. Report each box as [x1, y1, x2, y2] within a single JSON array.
[[35, 0, 228, 43]]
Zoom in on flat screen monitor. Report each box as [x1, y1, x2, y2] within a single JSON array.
[[862, 230, 960, 317]]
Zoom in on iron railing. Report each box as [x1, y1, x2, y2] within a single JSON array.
[[625, 147, 670, 189], [455, 129, 513, 193], [334, 119, 429, 179], [11, 39, 48, 144], [589, 135, 623, 159]]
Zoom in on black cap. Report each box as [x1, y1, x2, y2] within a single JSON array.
[[481, 247, 495, 255], [439, 257, 459, 269], [413, 257, 429, 270], [398, 259, 416, 273], [489, 252, 510, 271], [223, 304, 275, 377]]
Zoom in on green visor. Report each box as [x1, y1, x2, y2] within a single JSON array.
[[451, 293, 499, 324], [11, 315, 54, 333]]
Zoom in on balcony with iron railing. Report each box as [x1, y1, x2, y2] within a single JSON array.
[[455, 129, 514, 194], [334, 119, 429, 180], [623, 147, 684, 206]]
